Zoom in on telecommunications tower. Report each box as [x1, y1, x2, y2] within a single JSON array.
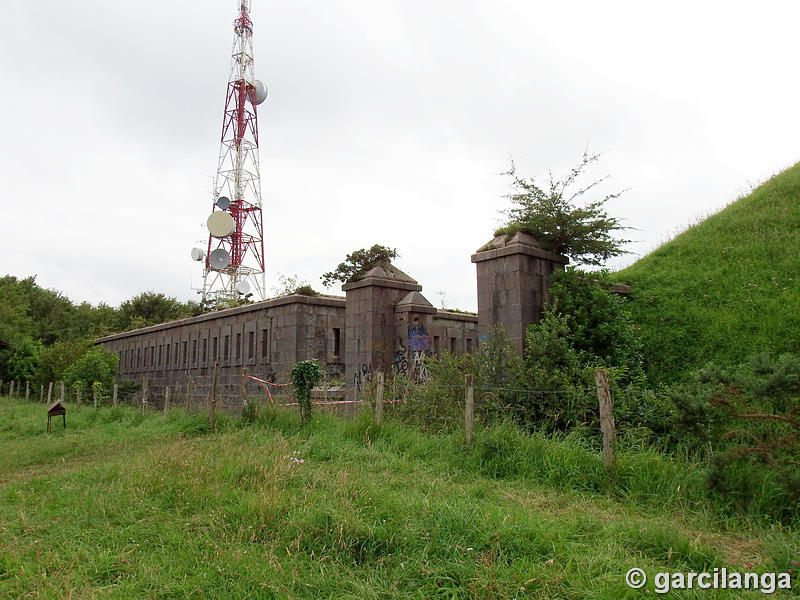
[[192, 0, 267, 303]]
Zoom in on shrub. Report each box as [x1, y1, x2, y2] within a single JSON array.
[[63, 347, 119, 398], [670, 353, 800, 522], [290, 360, 323, 423]]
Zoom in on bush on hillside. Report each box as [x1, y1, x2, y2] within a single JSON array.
[[670, 353, 800, 522]]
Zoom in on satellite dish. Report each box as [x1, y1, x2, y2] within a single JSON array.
[[249, 79, 268, 105], [235, 280, 251, 295], [208, 248, 231, 270], [207, 211, 235, 238], [216, 196, 230, 210], [190, 247, 205, 262]]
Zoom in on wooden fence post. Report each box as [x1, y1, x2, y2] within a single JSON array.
[[39, 384, 44, 403], [76, 387, 82, 407], [352, 383, 358, 418], [594, 369, 616, 469], [60, 382, 65, 403], [112, 384, 118, 407], [9, 381, 14, 398], [93, 385, 98, 409], [142, 377, 148, 415], [164, 386, 170, 418], [47, 382, 53, 405], [210, 364, 219, 433], [465, 374, 474, 447], [241, 367, 249, 406], [375, 372, 384, 425], [25, 381, 30, 401]]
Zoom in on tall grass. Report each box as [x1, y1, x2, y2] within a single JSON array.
[[1, 396, 797, 599], [617, 162, 800, 382]]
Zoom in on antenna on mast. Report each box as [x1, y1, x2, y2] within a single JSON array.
[[193, 0, 268, 306]]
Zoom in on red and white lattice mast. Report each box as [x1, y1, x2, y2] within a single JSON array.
[[193, 0, 267, 304]]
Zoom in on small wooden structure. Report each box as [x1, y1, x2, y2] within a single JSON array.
[[47, 400, 66, 433]]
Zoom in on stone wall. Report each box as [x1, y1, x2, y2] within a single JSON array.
[[98, 294, 346, 402]]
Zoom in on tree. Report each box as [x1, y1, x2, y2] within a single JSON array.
[[497, 150, 630, 266], [116, 292, 191, 331], [5, 338, 42, 382], [321, 245, 398, 288], [63, 347, 119, 396]]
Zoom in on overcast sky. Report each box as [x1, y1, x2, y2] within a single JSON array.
[[2, 0, 798, 313]]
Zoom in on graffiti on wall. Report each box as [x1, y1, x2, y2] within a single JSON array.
[[410, 350, 429, 382], [408, 324, 431, 352], [389, 323, 431, 383], [392, 344, 409, 375]]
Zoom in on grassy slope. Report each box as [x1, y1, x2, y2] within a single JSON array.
[[1, 397, 797, 599], [617, 163, 800, 381]]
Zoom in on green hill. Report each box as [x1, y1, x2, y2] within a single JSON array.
[[618, 162, 800, 382]]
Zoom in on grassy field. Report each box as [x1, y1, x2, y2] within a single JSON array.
[[617, 162, 800, 382], [1, 396, 797, 599]]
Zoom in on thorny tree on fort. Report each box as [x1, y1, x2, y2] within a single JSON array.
[[497, 149, 631, 266]]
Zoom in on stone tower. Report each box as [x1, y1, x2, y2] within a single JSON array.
[[471, 231, 568, 355]]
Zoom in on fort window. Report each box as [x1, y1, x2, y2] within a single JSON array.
[[236, 333, 242, 362], [192, 339, 197, 364], [212, 337, 219, 361], [182, 341, 188, 367], [260, 328, 269, 360], [433, 336, 440, 355], [333, 328, 341, 357], [450, 337, 457, 354], [158, 345, 162, 367], [201, 338, 207, 362], [248, 331, 254, 360], [466, 338, 473, 353], [173, 343, 179, 367], [137, 348, 141, 369], [223, 335, 230, 361]]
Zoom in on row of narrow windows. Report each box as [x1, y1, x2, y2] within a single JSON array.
[[117, 328, 475, 372], [119, 327, 343, 372]]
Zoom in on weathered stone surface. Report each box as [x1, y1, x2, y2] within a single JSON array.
[[472, 235, 568, 355]]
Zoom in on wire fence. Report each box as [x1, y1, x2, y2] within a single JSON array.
[[3, 370, 682, 451]]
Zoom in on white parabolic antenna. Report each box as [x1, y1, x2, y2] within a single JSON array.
[[208, 248, 231, 270], [250, 79, 267, 105], [235, 280, 251, 295], [207, 211, 235, 238], [190, 247, 205, 262]]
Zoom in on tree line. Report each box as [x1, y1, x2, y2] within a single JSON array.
[[0, 275, 201, 387]]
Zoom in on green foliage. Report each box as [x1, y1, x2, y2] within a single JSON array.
[[617, 162, 800, 383], [670, 352, 800, 522], [290, 360, 323, 423], [386, 351, 477, 431], [321, 244, 398, 287], [116, 291, 193, 331], [91, 381, 109, 406], [63, 347, 119, 396], [496, 150, 630, 266], [293, 284, 319, 296], [546, 268, 644, 376], [4, 338, 42, 381], [272, 273, 319, 297], [35, 340, 92, 386]]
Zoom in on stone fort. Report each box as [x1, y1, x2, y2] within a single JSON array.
[[98, 232, 568, 401]]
